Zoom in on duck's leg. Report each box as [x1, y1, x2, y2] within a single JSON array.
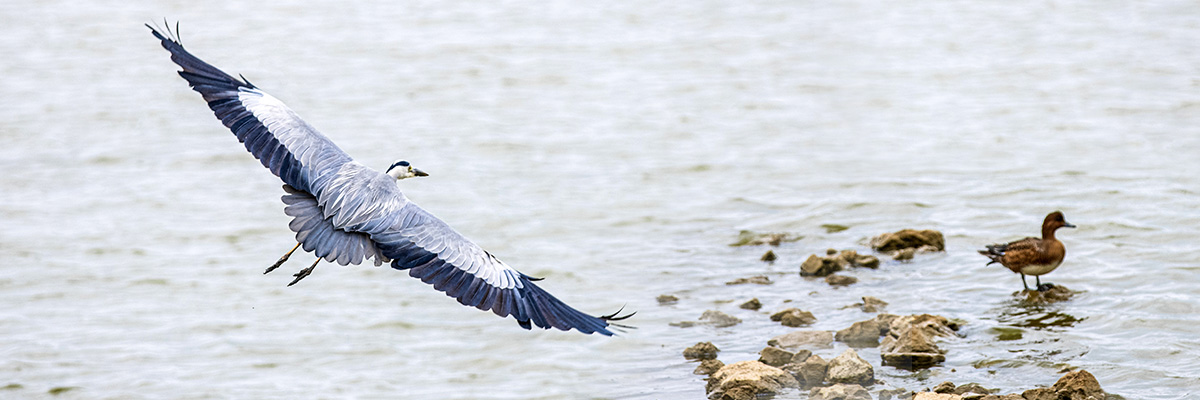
[[287, 258, 320, 286], [265, 243, 302, 275], [1035, 276, 1055, 292], [1020, 273, 1031, 292]]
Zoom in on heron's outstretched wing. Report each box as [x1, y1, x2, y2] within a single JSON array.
[[366, 199, 630, 336], [149, 25, 351, 197]]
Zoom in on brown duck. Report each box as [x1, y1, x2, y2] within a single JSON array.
[[979, 211, 1075, 292]]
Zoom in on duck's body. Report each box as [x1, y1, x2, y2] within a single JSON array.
[[979, 211, 1075, 291]]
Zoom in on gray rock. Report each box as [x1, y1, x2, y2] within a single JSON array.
[[694, 359, 724, 375], [771, 308, 817, 327], [789, 349, 812, 364], [810, 383, 871, 400], [700, 310, 742, 328], [758, 346, 794, 367], [706, 361, 799, 400], [768, 330, 833, 349], [826, 349, 874, 386], [683, 342, 720, 360], [878, 388, 910, 400], [879, 314, 956, 369]]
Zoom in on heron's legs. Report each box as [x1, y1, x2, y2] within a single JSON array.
[[287, 258, 320, 287], [264, 243, 302, 275]]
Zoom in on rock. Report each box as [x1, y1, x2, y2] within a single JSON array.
[[726, 275, 772, 285], [1020, 388, 1057, 400], [870, 229, 946, 252], [810, 383, 871, 400], [932, 381, 956, 393], [835, 318, 883, 347], [705, 361, 799, 400], [669, 321, 696, 328], [978, 395, 1024, 400], [913, 394, 963, 400], [954, 383, 992, 395], [739, 298, 762, 310], [1020, 284, 1075, 304], [855, 255, 880, 269], [878, 388, 910, 400], [771, 308, 817, 327], [656, 294, 679, 305], [760, 250, 777, 262], [683, 342, 720, 360], [789, 349, 812, 364], [826, 349, 874, 386], [826, 275, 858, 286], [1051, 370, 1105, 400], [785, 354, 827, 387], [730, 230, 802, 247], [700, 310, 742, 328], [769, 330, 833, 349], [893, 248, 915, 261], [875, 313, 901, 333], [694, 359, 724, 375], [800, 254, 843, 277], [861, 296, 888, 312], [758, 346, 795, 367], [879, 314, 957, 369]]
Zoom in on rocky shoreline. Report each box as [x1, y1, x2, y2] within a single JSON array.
[[675, 229, 1102, 400]]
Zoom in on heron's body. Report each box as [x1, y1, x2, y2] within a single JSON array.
[[979, 211, 1075, 292], [149, 24, 628, 335]]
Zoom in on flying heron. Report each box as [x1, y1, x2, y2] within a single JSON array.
[[148, 23, 630, 335]]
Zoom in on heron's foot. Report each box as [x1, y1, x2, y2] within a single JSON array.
[[287, 261, 319, 287], [1037, 283, 1056, 292], [264, 258, 287, 275]]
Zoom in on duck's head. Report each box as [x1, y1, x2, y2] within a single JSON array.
[[386, 159, 429, 180], [1044, 211, 1076, 231]]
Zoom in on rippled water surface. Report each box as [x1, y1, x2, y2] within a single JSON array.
[[2, 1, 1199, 399]]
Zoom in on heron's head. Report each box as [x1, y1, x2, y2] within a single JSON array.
[[386, 160, 429, 180]]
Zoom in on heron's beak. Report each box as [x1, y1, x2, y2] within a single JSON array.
[[413, 168, 429, 177]]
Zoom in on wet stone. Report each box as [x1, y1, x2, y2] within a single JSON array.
[[932, 381, 956, 393], [893, 248, 915, 261], [1020, 284, 1074, 304], [913, 394, 962, 400], [768, 330, 834, 349], [760, 250, 777, 262], [706, 361, 799, 400], [810, 383, 871, 400], [826, 275, 858, 286], [694, 359, 725, 375], [878, 388, 911, 400], [771, 308, 817, 327], [789, 349, 812, 364], [739, 298, 762, 310], [787, 354, 827, 388], [758, 346, 794, 367], [870, 229, 946, 252], [1050, 369, 1105, 400], [800, 254, 842, 277], [826, 349, 874, 386], [726, 275, 772, 285], [730, 230, 801, 247], [683, 342, 720, 360], [700, 310, 741, 328], [656, 294, 679, 305], [835, 318, 883, 347]]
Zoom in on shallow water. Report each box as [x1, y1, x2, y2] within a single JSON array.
[[2, 1, 1199, 399]]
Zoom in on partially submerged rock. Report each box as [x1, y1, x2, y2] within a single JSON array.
[[771, 308, 817, 327], [760, 250, 777, 262], [893, 248, 916, 261], [800, 254, 842, 277], [880, 314, 959, 369], [835, 318, 885, 347], [826, 349, 874, 386], [738, 298, 762, 310], [801, 250, 880, 277], [1049, 369, 1105, 400], [656, 294, 679, 305], [683, 342, 720, 360], [810, 383, 871, 400], [694, 359, 725, 375], [768, 330, 834, 349], [1019, 284, 1075, 304], [843, 296, 888, 312], [913, 393, 962, 400], [700, 310, 742, 328], [870, 229, 946, 252], [730, 230, 802, 247], [758, 346, 794, 367], [705, 361, 799, 400], [784, 354, 827, 387], [726, 275, 772, 285], [826, 275, 858, 286]]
